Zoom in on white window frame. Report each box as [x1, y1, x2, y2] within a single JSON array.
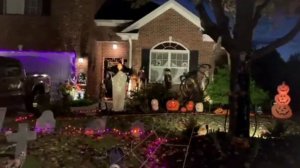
[[149, 41, 190, 84]]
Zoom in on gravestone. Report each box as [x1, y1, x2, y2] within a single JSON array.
[[35, 110, 56, 133], [108, 147, 124, 167], [112, 64, 127, 112], [6, 123, 37, 158], [85, 116, 107, 133], [0, 107, 7, 130]]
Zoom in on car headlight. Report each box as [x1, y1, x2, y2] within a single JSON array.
[[9, 82, 22, 90]]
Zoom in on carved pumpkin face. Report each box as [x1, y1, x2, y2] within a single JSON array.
[[275, 94, 291, 106], [186, 101, 195, 111], [277, 82, 290, 95], [166, 99, 180, 112], [271, 104, 293, 119]]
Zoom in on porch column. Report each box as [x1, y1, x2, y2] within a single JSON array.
[[128, 38, 133, 68]]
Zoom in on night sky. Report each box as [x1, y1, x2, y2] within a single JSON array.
[[97, 0, 300, 61]]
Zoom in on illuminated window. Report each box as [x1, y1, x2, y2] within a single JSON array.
[[149, 42, 189, 84]]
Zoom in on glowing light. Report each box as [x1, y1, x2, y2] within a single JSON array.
[[112, 44, 118, 50], [78, 58, 84, 64]]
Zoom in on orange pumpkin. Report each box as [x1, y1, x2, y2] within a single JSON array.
[[185, 101, 195, 111], [271, 104, 293, 119], [275, 94, 291, 106], [166, 99, 180, 112], [277, 82, 290, 95], [214, 108, 229, 115], [180, 107, 187, 112]]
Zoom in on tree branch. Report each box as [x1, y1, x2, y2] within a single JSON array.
[[195, 0, 220, 41], [252, 0, 271, 28], [252, 18, 300, 60]]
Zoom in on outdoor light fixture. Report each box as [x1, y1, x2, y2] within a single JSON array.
[[78, 58, 84, 64], [112, 44, 118, 50]]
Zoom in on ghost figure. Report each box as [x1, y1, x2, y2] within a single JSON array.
[[112, 64, 128, 112], [35, 110, 56, 133], [151, 99, 159, 111]]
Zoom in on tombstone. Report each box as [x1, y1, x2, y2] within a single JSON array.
[[35, 110, 56, 133], [6, 123, 37, 158], [112, 64, 127, 112], [0, 107, 7, 130], [108, 147, 124, 167], [85, 116, 107, 134]]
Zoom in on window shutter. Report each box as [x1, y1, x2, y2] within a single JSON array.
[[0, 0, 3, 14], [42, 0, 50, 16], [189, 50, 199, 72], [141, 49, 150, 80]]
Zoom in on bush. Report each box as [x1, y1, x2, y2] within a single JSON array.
[[70, 99, 95, 107], [126, 83, 177, 113]]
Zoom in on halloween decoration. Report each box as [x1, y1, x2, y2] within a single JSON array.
[[164, 68, 172, 90], [180, 107, 187, 113], [271, 82, 293, 119], [130, 121, 145, 138], [185, 101, 195, 111], [214, 108, 229, 115], [151, 99, 159, 111], [166, 99, 180, 112], [195, 102, 204, 112]]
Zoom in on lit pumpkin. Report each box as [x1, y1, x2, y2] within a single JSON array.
[[195, 102, 204, 112], [275, 94, 291, 106], [271, 104, 293, 119], [84, 129, 94, 136], [185, 101, 195, 111], [277, 82, 290, 95], [166, 99, 180, 112], [180, 107, 187, 113], [214, 107, 230, 115]]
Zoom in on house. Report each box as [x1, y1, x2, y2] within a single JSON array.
[[90, 0, 216, 98]]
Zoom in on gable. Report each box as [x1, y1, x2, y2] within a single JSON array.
[[121, 0, 202, 33]]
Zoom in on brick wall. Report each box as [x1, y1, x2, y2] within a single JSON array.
[[132, 9, 215, 72]]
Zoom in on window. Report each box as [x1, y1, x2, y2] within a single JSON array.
[[149, 42, 189, 84], [1, 0, 49, 15]]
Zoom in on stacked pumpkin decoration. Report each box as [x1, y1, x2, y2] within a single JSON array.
[[166, 99, 180, 112], [271, 82, 293, 119]]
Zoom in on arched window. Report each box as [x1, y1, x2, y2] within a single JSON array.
[[149, 41, 190, 84]]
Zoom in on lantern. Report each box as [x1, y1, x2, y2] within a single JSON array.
[[166, 99, 180, 112], [277, 82, 290, 95], [185, 101, 195, 111], [271, 82, 293, 119], [274, 94, 291, 106], [195, 102, 204, 112]]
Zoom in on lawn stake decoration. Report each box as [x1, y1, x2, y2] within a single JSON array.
[[166, 99, 180, 112], [130, 121, 145, 138], [271, 82, 293, 119], [6, 123, 37, 158], [35, 110, 56, 133], [151, 99, 159, 111], [0, 107, 7, 130]]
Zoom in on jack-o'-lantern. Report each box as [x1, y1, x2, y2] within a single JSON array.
[[272, 104, 293, 119], [84, 129, 94, 136], [180, 107, 187, 113], [185, 101, 195, 111], [166, 99, 180, 112], [277, 82, 290, 95], [214, 108, 229, 115], [275, 94, 291, 106]]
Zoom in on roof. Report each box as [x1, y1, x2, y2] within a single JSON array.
[[95, 0, 159, 20], [121, 0, 203, 32]]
